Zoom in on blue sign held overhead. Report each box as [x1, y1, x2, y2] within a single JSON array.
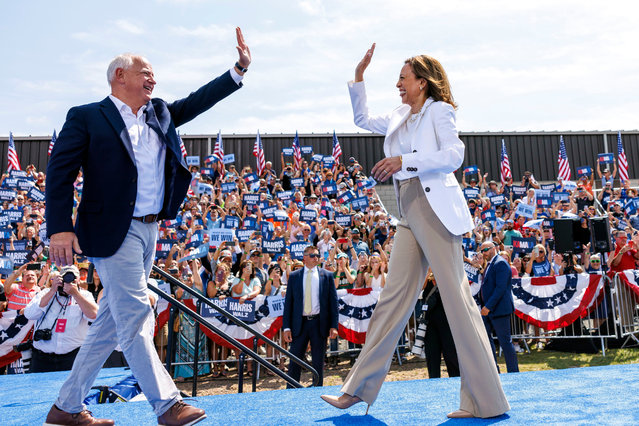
[[221, 182, 237, 194], [598, 153, 614, 164], [512, 237, 537, 254], [186, 156, 200, 166], [576, 166, 592, 177], [463, 165, 478, 176], [290, 241, 312, 260], [291, 178, 304, 188], [335, 213, 352, 227], [242, 193, 260, 206], [282, 147, 294, 156], [322, 182, 337, 195], [262, 237, 286, 254], [300, 208, 317, 222], [223, 153, 235, 164], [300, 146, 313, 155], [223, 216, 240, 229], [312, 154, 324, 162], [244, 172, 259, 184], [351, 196, 369, 211], [463, 187, 480, 200], [515, 203, 534, 219]]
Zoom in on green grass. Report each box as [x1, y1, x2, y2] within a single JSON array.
[[499, 347, 639, 372]]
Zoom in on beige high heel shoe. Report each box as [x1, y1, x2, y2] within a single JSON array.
[[320, 394, 370, 415]]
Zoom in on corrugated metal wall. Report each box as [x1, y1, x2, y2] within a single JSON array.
[[1, 132, 636, 183]]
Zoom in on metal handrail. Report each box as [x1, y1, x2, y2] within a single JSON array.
[[149, 265, 319, 393]]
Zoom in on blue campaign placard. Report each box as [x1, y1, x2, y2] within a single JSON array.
[[27, 187, 46, 202], [223, 153, 235, 164], [360, 176, 377, 189], [200, 167, 215, 176], [481, 209, 496, 222], [208, 228, 235, 248], [512, 237, 537, 254], [624, 198, 638, 216], [322, 182, 337, 195], [262, 205, 276, 218], [489, 194, 507, 206], [541, 183, 557, 191], [301, 208, 317, 223], [511, 185, 527, 199], [185, 230, 204, 249], [282, 147, 294, 156], [244, 172, 259, 184], [463, 187, 480, 200], [186, 156, 200, 166], [276, 190, 293, 201], [351, 196, 369, 211], [337, 190, 355, 204], [17, 179, 34, 191], [0, 228, 13, 239], [204, 155, 218, 165], [537, 197, 552, 208], [577, 166, 592, 177], [236, 228, 254, 242], [515, 203, 534, 218], [0, 189, 17, 201], [262, 237, 286, 254], [463, 165, 478, 176], [3, 209, 23, 223], [322, 156, 335, 169], [155, 239, 174, 259], [223, 215, 240, 229], [552, 191, 569, 202], [221, 182, 237, 193], [260, 221, 274, 237], [291, 177, 304, 188], [312, 154, 324, 162], [243, 217, 257, 230], [598, 153, 614, 164], [5, 250, 29, 267], [196, 182, 214, 196], [463, 261, 480, 284], [289, 241, 311, 260], [242, 193, 260, 206], [8, 170, 28, 178], [301, 146, 313, 155], [335, 213, 352, 227], [0, 256, 14, 275], [1, 177, 20, 189], [178, 243, 210, 262], [273, 209, 289, 222], [542, 219, 554, 229]]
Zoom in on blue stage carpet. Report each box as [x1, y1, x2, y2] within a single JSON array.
[[2, 364, 638, 425]]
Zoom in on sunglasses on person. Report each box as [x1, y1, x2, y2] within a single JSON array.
[[590, 260, 600, 263], [480, 247, 492, 253], [305, 253, 320, 258]]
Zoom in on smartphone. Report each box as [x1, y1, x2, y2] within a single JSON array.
[[27, 262, 41, 271], [373, 239, 379, 247], [337, 238, 348, 244]]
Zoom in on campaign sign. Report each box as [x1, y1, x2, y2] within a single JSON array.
[[562, 181, 577, 191], [0, 228, 13, 239], [463, 261, 480, 284], [463, 187, 480, 200], [311, 175, 321, 185], [537, 197, 553, 208], [542, 219, 554, 229], [221, 182, 237, 194], [178, 243, 210, 262], [186, 156, 200, 166], [204, 155, 218, 165], [242, 193, 260, 206], [8, 170, 28, 178], [463, 165, 478, 176], [312, 154, 324, 162], [358, 177, 377, 190], [540, 183, 556, 191], [489, 195, 507, 206], [196, 182, 214, 196], [481, 209, 496, 222], [12, 240, 28, 251], [223, 216, 240, 229], [534, 188, 551, 198], [3, 209, 23, 223], [624, 198, 639, 216], [301, 208, 317, 223], [301, 146, 313, 155], [208, 228, 235, 248], [243, 217, 257, 230], [511, 185, 527, 198], [515, 203, 534, 218], [335, 213, 352, 227], [337, 190, 355, 204], [176, 229, 188, 243], [186, 231, 204, 249], [598, 153, 614, 164], [512, 237, 537, 254], [260, 221, 274, 237], [322, 157, 335, 169], [552, 191, 569, 203], [290, 241, 311, 260], [0, 189, 17, 201], [17, 179, 35, 191], [577, 166, 592, 177], [262, 237, 286, 254], [162, 217, 182, 229], [262, 205, 277, 218], [201, 298, 256, 322], [322, 182, 337, 195], [290, 178, 304, 189], [273, 209, 289, 222], [5, 250, 29, 267], [27, 187, 45, 202], [223, 153, 235, 164], [267, 295, 285, 317], [244, 173, 259, 184], [1, 177, 20, 189], [0, 256, 14, 275], [155, 239, 175, 259], [351, 196, 369, 211], [282, 147, 294, 156], [236, 228, 254, 242], [462, 237, 474, 253], [276, 190, 293, 201]]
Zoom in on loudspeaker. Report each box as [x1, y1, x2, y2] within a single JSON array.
[[589, 216, 612, 253], [553, 218, 583, 254]]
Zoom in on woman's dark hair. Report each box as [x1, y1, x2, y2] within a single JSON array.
[[238, 260, 256, 281]]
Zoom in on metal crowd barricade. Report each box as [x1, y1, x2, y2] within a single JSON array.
[[612, 272, 639, 347]]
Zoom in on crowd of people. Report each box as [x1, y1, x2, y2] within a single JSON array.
[[1, 150, 637, 382]]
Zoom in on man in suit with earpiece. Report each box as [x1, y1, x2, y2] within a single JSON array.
[[282, 245, 338, 386]]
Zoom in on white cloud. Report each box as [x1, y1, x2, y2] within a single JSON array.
[[113, 19, 145, 35]]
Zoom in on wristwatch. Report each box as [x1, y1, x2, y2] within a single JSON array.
[[235, 62, 248, 73]]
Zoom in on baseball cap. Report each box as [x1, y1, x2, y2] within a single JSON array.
[[336, 253, 348, 259]]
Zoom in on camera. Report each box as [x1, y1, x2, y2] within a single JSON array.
[[411, 306, 429, 358], [34, 328, 52, 341], [57, 265, 79, 297]]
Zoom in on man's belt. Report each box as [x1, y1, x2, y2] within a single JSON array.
[[303, 314, 319, 321], [132, 213, 159, 224]]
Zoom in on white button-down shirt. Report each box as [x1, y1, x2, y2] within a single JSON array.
[[109, 95, 166, 217], [302, 266, 320, 316]]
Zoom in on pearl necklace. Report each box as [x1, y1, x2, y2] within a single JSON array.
[[407, 102, 428, 123]]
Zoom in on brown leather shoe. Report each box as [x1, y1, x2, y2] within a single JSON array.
[[157, 401, 206, 426], [44, 404, 114, 425]]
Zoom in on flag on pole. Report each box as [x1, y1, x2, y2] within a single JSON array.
[[253, 131, 265, 176], [617, 131, 629, 182], [213, 130, 225, 173], [7, 132, 21, 172], [48, 130, 57, 156], [557, 135, 571, 181], [331, 130, 342, 173], [177, 131, 187, 158], [500, 138, 512, 184], [292, 131, 302, 171]]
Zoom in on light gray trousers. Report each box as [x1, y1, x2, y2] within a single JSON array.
[[341, 178, 510, 418], [56, 220, 180, 417]]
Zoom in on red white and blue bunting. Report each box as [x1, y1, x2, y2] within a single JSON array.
[[513, 274, 605, 330], [0, 311, 34, 367], [337, 288, 380, 344], [617, 270, 639, 299]]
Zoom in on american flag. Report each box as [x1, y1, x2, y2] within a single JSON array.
[[213, 130, 225, 172], [7, 132, 21, 172], [253, 131, 265, 176], [177, 131, 187, 157], [557, 135, 571, 181], [331, 130, 342, 173], [292, 131, 302, 171], [48, 129, 57, 156], [500, 138, 512, 184], [617, 131, 629, 182]]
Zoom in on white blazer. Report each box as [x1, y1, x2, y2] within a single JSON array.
[[348, 80, 473, 236]]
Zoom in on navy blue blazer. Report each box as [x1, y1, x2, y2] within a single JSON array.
[[46, 71, 240, 257], [282, 267, 338, 338], [481, 255, 515, 317]]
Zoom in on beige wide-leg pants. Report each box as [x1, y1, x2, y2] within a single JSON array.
[[341, 178, 510, 418]]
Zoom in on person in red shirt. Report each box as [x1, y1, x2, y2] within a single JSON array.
[[3, 263, 42, 312], [610, 231, 639, 272]]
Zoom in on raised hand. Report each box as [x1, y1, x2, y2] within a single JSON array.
[[355, 43, 376, 82], [235, 27, 251, 70]]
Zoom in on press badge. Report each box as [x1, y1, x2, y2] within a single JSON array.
[[55, 319, 67, 333]]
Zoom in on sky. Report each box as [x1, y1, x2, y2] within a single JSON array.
[[2, 0, 639, 138]]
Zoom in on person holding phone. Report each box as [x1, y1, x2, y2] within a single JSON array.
[[610, 231, 639, 273], [321, 44, 509, 419]]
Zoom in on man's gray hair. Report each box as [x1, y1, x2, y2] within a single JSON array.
[[106, 53, 144, 85]]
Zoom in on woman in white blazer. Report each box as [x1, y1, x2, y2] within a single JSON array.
[[321, 44, 511, 419]]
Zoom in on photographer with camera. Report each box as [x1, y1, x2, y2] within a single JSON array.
[[24, 265, 97, 373]]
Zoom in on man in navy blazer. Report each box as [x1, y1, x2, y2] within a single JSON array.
[[283, 245, 338, 387], [479, 241, 519, 373], [43, 28, 251, 426]]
